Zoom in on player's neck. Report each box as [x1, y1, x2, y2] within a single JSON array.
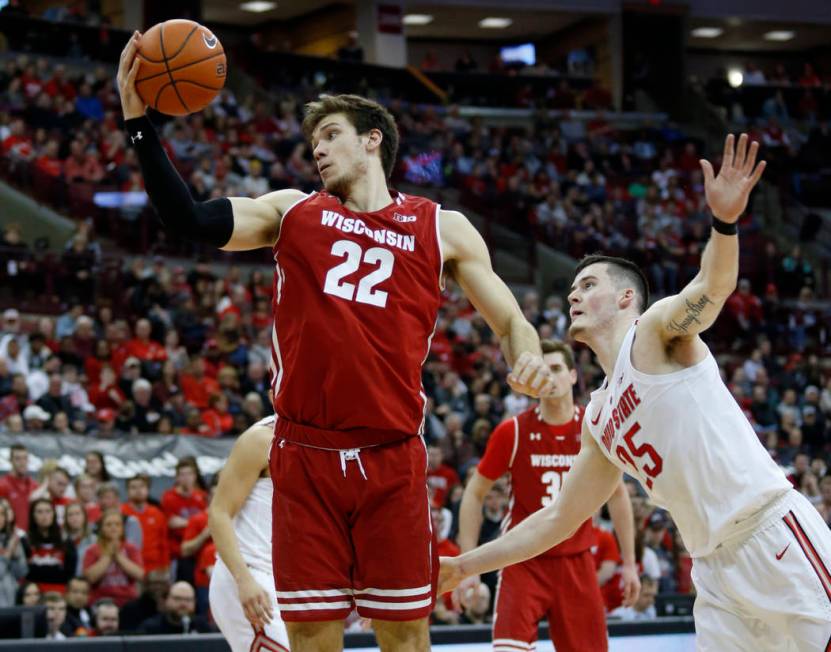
[[342, 171, 393, 213], [539, 397, 574, 425], [587, 317, 635, 377]]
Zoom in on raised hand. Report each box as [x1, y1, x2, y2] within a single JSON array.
[[699, 133, 766, 224], [116, 31, 147, 120], [507, 351, 555, 398]]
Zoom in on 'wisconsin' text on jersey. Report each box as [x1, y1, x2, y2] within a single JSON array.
[[530, 454, 577, 468], [321, 210, 416, 252]]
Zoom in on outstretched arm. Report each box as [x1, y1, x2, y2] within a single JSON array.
[[441, 209, 553, 397], [117, 32, 304, 251], [641, 134, 766, 345], [208, 423, 274, 629], [439, 428, 621, 593]]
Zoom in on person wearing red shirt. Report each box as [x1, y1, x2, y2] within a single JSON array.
[[124, 319, 168, 364], [87, 365, 126, 411], [0, 444, 37, 530], [35, 140, 63, 178], [458, 340, 640, 652], [29, 467, 74, 528], [122, 475, 170, 574], [592, 517, 623, 611], [180, 356, 220, 410], [181, 477, 218, 614], [426, 446, 460, 508], [83, 509, 144, 607], [200, 393, 233, 437], [161, 459, 207, 580]]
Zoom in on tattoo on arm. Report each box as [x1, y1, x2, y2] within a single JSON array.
[[666, 295, 713, 334]]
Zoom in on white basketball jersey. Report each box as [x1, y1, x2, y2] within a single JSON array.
[[230, 415, 274, 574], [586, 322, 791, 557]]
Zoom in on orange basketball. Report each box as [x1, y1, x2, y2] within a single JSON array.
[[134, 19, 226, 117]]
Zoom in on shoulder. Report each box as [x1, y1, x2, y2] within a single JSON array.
[[255, 188, 309, 218], [438, 209, 480, 261], [229, 422, 273, 471]]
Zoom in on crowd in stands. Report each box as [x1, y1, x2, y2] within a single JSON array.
[[0, 37, 829, 634]]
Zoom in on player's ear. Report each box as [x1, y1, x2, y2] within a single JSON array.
[[619, 288, 636, 310], [364, 128, 383, 153]]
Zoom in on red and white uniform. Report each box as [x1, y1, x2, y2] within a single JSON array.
[[478, 405, 607, 652], [586, 322, 831, 650], [268, 190, 442, 622]]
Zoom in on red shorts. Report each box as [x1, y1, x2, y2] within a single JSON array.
[[269, 436, 437, 622], [493, 550, 607, 652]]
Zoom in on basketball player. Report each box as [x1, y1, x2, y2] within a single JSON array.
[[208, 416, 289, 652], [117, 34, 554, 652], [441, 135, 831, 651], [457, 340, 639, 652]]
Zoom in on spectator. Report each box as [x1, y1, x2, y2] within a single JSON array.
[[36, 373, 75, 425], [22, 498, 77, 593], [180, 476, 217, 614], [95, 483, 142, 551], [0, 498, 27, 607], [44, 591, 68, 640], [63, 502, 97, 576], [30, 466, 73, 526], [137, 581, 213, 634], [0, 443, 37, 530], [73, 473, 101, 525], [426, 445, 460, 508], [63, 576, 93, 636], [74, 82, 103, 121], [458, 582, 491, 625], [120, 569, 169, 631], [122, 475, 169, 574], [161, 458, 207, 581], [82, 508, 144, 607], [609, 575, 658, 621], [126, 378, 161, 433], [17, 580, 41, 606], [23, 403, 51, 431], [91, 598, 120, 636], [83, 451, 111, 491]]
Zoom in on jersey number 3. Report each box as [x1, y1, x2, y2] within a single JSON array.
[[323, 239, 395, 308]]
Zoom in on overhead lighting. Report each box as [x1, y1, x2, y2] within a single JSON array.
[[240, 1, 277, 12], [479, 17, 512, 29], [727, 68, 743, 88], [403, 14, 433, 26], [691, 27, 723, 38], [764, 30, 795, 41]]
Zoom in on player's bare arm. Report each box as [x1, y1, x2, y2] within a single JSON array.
[[208, 422, 274, 630], [606, 481, 640, 606], [117, 34, 303, 252], [439, 427, 621, 594], [440, 209, 554, 397], [638, 134, 766, 362]]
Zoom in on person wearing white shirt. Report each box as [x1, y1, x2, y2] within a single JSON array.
[[609, 575, 658, 621]]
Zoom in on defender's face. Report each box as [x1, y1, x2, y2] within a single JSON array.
[[542, 351, 576, 399], [567, 264, 617, 341], [311, 113, 367, 197]]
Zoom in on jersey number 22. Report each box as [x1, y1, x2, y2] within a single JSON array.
[[323, 239, 394, 308]]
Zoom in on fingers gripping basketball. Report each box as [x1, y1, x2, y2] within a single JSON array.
[[134, 19, 226, 116]]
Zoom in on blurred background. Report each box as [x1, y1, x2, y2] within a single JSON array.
[[0, 0, 829, 649]]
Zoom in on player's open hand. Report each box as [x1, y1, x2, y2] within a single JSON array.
[[117, 31, 147, 120], [619, 562, 641, 607], [699, 133, 766, 223], [438, 556, 466, 596], [507, 352, 555, 398], [237, 573, 273, 630]]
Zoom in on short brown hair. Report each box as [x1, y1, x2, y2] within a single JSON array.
[[541, 339, 575, 370], [574, 254, 650, 313], [126, 474, 151, 489], [302, 94, 400, 179]]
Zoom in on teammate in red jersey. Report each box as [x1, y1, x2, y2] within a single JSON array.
[[458, 340, 639, 652], [118, 37, 554, 652]]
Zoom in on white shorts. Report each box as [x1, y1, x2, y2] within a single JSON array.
[[209, 558, 290, 652], [693, 489, 831, 652]]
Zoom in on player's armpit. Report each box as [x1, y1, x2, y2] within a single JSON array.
[[457, 430, 622, 579], [440, 209, 540, 369], [223, 189, 307, 251]]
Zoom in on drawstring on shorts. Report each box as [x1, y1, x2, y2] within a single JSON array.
[[339, 448, 367, 480]]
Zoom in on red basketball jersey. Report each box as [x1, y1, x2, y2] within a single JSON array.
[[478, 405, 593, 557], [271, 191, 443, 449]]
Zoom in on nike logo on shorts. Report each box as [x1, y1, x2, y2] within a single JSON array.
[[776, 543, 790, 560]]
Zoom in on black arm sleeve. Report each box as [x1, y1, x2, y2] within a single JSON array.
[[125, 115, 234, 247]]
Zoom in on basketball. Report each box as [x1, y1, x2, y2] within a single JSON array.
[[134, 19, 226, 116]]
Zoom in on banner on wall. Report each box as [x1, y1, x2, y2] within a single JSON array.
[[0, 433, 236, 492]]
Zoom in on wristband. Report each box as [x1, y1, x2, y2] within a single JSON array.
[[711, 216, 738, 236]]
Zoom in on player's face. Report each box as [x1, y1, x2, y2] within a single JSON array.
[[311, 113, 369, 200], [567, 264, 618, 342], [541, 352, 576, 400]]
